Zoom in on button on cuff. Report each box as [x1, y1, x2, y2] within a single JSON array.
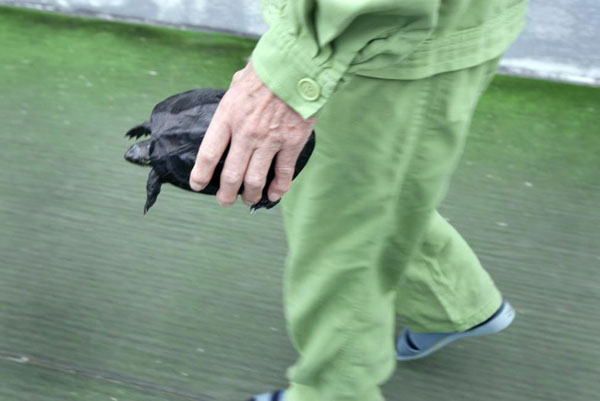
[[252, 27, 343, 118], [297, 78, 321, 101]]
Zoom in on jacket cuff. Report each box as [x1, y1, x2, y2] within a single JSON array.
[[251, 26, 346, 119]]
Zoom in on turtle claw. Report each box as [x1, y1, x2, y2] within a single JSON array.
[[249, 197, 281, 213], [125, 121, 151, 139], [143, 196, 155, 214], [144, 192, 158, 214], [144, 169, 162, 215]]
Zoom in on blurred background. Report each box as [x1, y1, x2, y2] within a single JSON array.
[[0, 1, 599, 401]]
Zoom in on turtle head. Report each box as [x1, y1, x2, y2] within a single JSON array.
[[124, 139, 152, 166]]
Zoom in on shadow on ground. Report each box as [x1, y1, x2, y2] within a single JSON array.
[[1, 6, 599, 401]]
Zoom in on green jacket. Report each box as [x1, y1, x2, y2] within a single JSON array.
[[252, 0, 528, 118]]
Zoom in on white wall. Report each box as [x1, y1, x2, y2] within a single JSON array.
[[0, 0, 269, 35], [2, 0, 599, 85], [500, 0, 600, 86]]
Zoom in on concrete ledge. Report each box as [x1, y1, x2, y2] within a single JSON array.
[[500, 59, 600, 87]]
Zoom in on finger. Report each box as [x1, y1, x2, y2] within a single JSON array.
[[189, 116, 231, 191], [241, 147, 278, 206], [217, 135, 253, 206], [267, 147, 300, 202]]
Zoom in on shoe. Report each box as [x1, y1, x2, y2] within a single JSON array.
[[396, 300, 516, 361], [248, 389, 285, 401]]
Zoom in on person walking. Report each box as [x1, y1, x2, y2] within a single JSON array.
[[189, 1, 528, 400]]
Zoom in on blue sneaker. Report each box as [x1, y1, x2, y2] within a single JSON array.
[[396, 300, 516, 361]]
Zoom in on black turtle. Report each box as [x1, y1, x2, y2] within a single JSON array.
[[124, 88, 316, 214]]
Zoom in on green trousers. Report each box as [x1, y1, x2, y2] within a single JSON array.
[[280, 58, 504, 401]]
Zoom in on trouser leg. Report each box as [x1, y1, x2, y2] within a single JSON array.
[[280, 58, 501, 401], [394, 211, 503, 333]]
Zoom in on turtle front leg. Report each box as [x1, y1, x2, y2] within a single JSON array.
[[144, 168, 162, 214]]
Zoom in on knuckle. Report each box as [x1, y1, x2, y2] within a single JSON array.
[[247, 130, 263, 140], [273, 178, 291, 193], [270, 135, 284, 146], [275, 165, 294, 179], [200, 148, 219, 163], [244, 174, 264, 189], [221, 170, 242, 185], [292, 135, 308, 147], [285, 135, 300, 146]]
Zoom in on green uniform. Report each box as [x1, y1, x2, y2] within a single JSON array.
[[251, 1, 528, 401]]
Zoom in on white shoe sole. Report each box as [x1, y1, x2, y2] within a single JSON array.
[[396, 300, 516, 361]]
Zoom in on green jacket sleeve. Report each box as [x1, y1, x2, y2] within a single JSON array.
[[252, 0, 440, 118]]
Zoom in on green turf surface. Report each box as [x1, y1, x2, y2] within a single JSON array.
[[1, 6, 599, 401]]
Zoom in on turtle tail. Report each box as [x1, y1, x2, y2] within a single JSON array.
[[144, 169, 162, 214]]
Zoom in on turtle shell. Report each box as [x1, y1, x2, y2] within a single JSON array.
[[147, 88, 316, 208]]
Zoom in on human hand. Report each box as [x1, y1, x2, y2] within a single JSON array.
[[189, 61, 316, 206]]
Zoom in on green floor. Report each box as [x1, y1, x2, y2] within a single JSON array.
[[1, 6, 599, 401]]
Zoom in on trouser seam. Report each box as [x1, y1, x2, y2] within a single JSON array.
[[335, 76, 439, 399], [324, 77, 438, 398], [375, 74, 440, 290]]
